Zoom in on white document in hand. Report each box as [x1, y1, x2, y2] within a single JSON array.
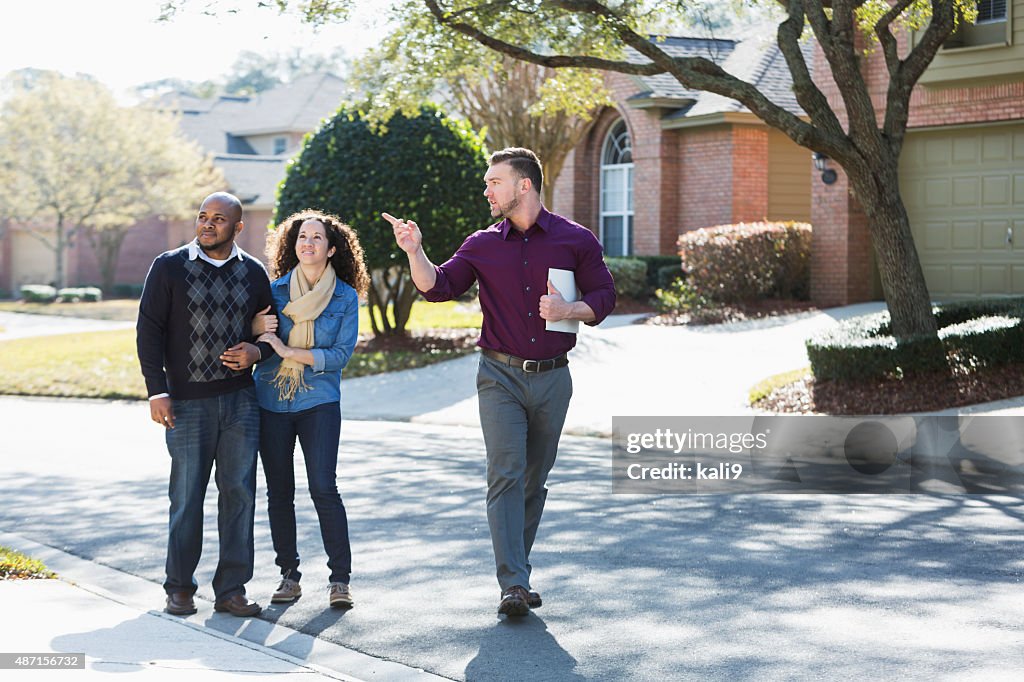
[[546, 268, 580, 334]]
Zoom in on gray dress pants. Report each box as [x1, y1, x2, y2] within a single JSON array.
[[476, 352, 573, 591]]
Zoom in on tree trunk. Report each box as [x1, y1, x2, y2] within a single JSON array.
[[54, 216, 66, 289], [91, 227, 128, 295], [848, 161, 938, 340], [367, 266, 414, 337], [366, 282, 385, 336]]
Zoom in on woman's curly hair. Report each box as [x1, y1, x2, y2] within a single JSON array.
[[266, 209, 370, 297]]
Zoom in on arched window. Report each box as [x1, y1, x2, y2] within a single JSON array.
[[600, 120, 634, 257]]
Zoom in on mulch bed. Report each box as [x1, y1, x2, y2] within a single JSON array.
[[357, 328, 480, 353], [754, 362, 1024, 415]]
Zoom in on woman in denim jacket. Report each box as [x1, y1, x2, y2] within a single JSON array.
[[252, 209, 369, 609]]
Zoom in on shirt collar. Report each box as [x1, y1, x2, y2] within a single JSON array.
[[499, 207, 552, 240], [187, 238, 243, 265]]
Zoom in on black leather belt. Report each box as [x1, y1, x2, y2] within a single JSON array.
[[482, 348, 569, 373]]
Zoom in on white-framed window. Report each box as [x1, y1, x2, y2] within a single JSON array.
[[273, 136, 288, 155], [600, 120, 634, 257], [976, 0, 1007, 24]]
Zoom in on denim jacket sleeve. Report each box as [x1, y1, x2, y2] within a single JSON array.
[[310, 285, 359, 373]]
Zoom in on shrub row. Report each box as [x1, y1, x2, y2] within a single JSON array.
[[806, 297, 1024, 381], [603, 257, 648, 298], [679, 221, 811, 303], [601, 256, 683, 299], [19, 285, 102, 303]]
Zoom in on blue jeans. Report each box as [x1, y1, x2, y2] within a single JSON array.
[[259, 402, 351, 585], [164, 387, 259, 600]]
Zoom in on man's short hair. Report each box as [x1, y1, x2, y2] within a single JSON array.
[[489, 147, 543, 196]]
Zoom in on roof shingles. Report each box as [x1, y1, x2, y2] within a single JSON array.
[[627, 28, 811, 120], [156, 74, 345, 209]]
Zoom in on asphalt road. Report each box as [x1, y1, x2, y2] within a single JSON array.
[[2, 396, 1023, 680]]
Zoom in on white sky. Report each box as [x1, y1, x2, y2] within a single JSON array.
[[0, 0, 391, 98]]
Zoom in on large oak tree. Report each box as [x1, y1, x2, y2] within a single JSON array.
[[162, 0, 979, 341]]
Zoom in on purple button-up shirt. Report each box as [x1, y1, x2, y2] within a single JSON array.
[[420, 207, 616, 360]]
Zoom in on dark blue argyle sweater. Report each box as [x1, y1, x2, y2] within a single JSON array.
[[136, 244, 274, 400]]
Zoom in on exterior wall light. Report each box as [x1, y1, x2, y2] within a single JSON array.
[[813, 152, 838, 185]]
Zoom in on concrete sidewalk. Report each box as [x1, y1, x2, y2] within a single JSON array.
[[0, 533, 445, 681], [0, 310, 135, 341]]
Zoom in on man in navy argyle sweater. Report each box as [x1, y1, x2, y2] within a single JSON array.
[[137, 192, 274, 618]]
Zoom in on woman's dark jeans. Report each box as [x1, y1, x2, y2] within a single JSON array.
[[259, 402, 351, 584]]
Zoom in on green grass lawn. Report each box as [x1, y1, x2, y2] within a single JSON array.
[[360, 300, 482, 331], [0, 326, 477, 401], [0, 298, 480, 400], [0, 546, 55, 580], [748, 367, 810, 405], [0, 298, 483, 330], [0, 299, 141, 321]]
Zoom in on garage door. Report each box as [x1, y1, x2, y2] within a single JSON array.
[[900, 123, 1024, 299]]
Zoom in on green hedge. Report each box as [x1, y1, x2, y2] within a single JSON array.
[[679, 221, 811, 303], [807, 298, 1024, 381], [20, 285, 56, 302], [110, 283, 144, 298], [57, 287, 102, 303], [655, 263, 684, 289], [631, 255, 682, 292], [604, 257, 647, 298]]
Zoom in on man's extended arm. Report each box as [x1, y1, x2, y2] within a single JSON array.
[[383, 212, 437, 291]]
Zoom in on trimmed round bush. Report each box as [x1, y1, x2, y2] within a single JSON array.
[[679, 221, 811, 303], [20, 284, 57, 302], [604, 257, 647, 298], [276, 105, 489, 335], [806, 298, 1024, 381], [57, 287, 102, 303]]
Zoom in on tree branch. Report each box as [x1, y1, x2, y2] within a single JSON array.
[[876, 0, 917, 78], [426, 1, 835, 153], [806, 0, 878, 146], [776, 0, 846, 140], [422, 0, 667, 74], [901, 0, 957, 87]]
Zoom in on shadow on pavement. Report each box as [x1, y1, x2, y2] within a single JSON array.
[[464, 614, 585, 682], [5, 418, 1024, 679]]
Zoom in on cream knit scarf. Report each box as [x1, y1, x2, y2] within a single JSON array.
[[272, 265, 336, 401]]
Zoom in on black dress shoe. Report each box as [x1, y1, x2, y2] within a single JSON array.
[[165, 591, 197, 616], [214, 593, 261, 617], [528, 591, 542, 608]]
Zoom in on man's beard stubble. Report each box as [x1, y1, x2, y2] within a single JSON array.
[[498, 195, 520, 219]]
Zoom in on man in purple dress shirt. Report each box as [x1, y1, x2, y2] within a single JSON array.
[[384, 147, 616, 617]]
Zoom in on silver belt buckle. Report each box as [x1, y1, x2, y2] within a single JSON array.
[[522, 359, 540, 373]]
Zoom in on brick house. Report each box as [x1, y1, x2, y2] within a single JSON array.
[[551, 33, 813, 259], [554, 3, 1024, 307], [813, 1, 1024, 305], [0, 73, 345, 293]]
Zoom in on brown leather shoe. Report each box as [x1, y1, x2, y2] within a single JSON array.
[[498, 585, 530, 617], [213, 593, 261, 617], [528, 591, 542, 608], [165, 591, 196, 616]]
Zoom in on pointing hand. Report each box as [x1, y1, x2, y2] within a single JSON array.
[[382, 212, 422, 254]]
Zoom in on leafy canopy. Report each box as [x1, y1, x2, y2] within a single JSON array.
[[276, 104, 489, 269]]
